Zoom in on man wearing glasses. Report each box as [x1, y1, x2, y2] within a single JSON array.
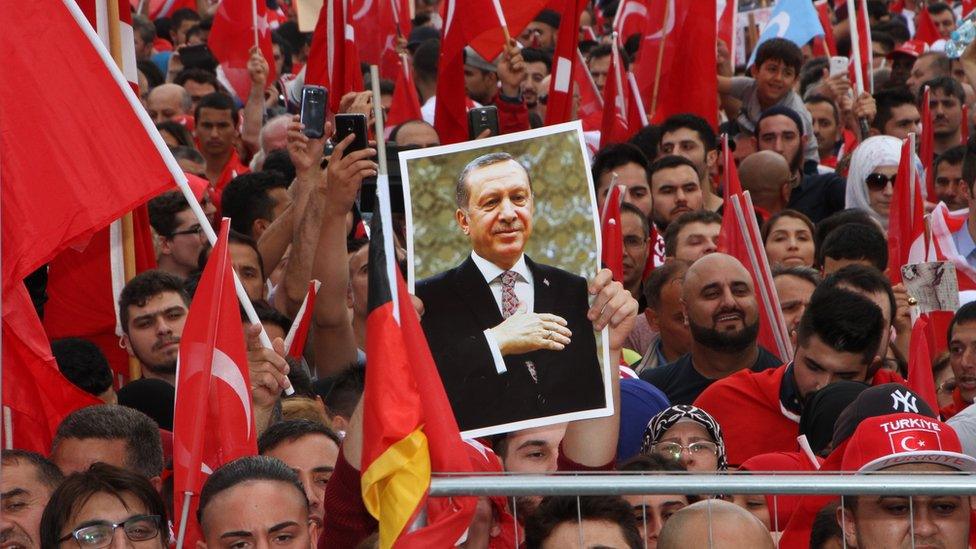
[[148, 191, 209, 279], [39, 463, 169, 549]]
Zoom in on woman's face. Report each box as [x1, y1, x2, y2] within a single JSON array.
[[764, 216, 815, 267], [59, 491, 164, 548], [729, 494, 771, 531], [654, 422, 720, 472], [866, 164, 899, 220]]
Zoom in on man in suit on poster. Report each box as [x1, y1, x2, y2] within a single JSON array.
[[417, 151, 617, 433]]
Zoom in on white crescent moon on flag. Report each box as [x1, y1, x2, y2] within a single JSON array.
[[900, 436, 919, 451], [644, 0, 676, 41], [212, 348, 253, 439], [352, 0, 372, 21]]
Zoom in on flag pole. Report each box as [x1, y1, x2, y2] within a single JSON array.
[[175, 492, 193, 547], [649, 0, 671, 119], [370, 64, 399, 320], [490, 0, 511, 43], [251, 0, 259, 49], [107, 0, 143, 382]]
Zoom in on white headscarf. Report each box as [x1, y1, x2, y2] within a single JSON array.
[[845, 135, 925, 228]]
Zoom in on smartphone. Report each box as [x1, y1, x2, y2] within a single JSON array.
[[333, 113, 369, 153], [829, 56, 849, 77], [178, 44, 217, 72], [468, 106, 499, 140], [300, 86, 328, 139]]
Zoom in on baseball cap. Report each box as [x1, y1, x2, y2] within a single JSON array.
[[887, 39, 928, 60], [464, 46, 498, 73], [841, 412, 976, 472], [831, 383, 936, 449]]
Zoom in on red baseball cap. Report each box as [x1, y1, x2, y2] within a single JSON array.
[[887, 39, 929, 60], [841, 413, 976, 472]]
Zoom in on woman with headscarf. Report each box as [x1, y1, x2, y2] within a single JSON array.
[[845, 135, 922, 229], [640, 404, 727, 472]]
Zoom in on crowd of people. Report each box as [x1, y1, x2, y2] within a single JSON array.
[[11, 0, 976, 547]]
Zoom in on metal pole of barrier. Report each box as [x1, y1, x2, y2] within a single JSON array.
[[429, 474, 976, 497]]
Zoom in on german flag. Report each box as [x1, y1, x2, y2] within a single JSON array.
[[360, 199, 476, 548]]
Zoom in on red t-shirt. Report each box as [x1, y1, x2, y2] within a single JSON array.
[[211, 150, 249, 215]]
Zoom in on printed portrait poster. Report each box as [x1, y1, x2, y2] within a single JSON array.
[[400, 121, 613, 438]]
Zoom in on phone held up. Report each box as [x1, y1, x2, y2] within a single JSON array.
[[300, 85, 328, 139]]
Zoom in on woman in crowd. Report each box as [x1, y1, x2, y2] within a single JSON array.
[[845, 135, 915, 229], [640, 404, 727, 472], [762, 210, 816, 268]]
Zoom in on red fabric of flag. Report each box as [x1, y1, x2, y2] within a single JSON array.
[[349, 0, 409, 79], [173, 219, 257, 545], [544, 0, 586, 126], [0, 0, 175, 292], [915, 6, 942, 45], [599, 45, 629, 147], [814, 1, 836, 56], [285, 281, 318, 359], [886, 136, 925, 285], [717, 0, 736, 52], [208, 0, 277, 100], [307, 0, 363, 113], [929, 203, 976, 291], [601, 184, 625, 282], [614, 0, 651, 43], [386, 54, 423, 128], [575, 50, 604, 132], [908, 315, 939, 412], [468, 1, 549, 63]]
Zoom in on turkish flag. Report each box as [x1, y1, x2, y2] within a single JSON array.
[[717, 0, 737, 52], [886, 136, 925, 285], [575, 50, 604, 132], [467, 1, 549, 62], [908, 315, 939, 412], [920, 86, 936, 199], [284, 280, 319, 358], [208, 0, 277, 100], [812, 1, 836, 57], [599, 46, 628, 148], [848, 0, 874, 93], [929, 203, 976, 291], [614, 0, 651, 43], [349, 0, 410, 79], [173, 219, 257, 545], [639, 0, 718, 128], [601, 184, 625, 282], [307, 0, 363, 113], [386, 53, 423, 129], [545, 0, 586, 126], [915, 6, 942, 45]]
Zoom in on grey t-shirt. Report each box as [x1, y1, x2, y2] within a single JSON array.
[[729, 76, 820, 165]]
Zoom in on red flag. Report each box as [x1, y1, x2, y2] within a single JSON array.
[[908, 315, 939, 412], [360, 204, 476, 546], [307, 0, 363, 113], [575, 49, 604, 132], [613, 0, 651, 43], [467, 0, 549, 62], [848, 0, 874, 93], [208, 0, 278, 101], [349, 0, 410, 79], [130, 0, 197, 20], [284, 280, 319, 358], [2, 285, 102, 452], [915, 6, 942, 45], [920, 86, 936, 200], [545, 0, 587, 126], [599, 43, 637, 147], [173, 219, 257, 545], [0, 0, 175, 291], [78, 0, 140, 87], [929, 203, 976, 291], [717, 140, 793, 362], [965, 0, 976, 17], [716, 0, 737, 53], [812, 1, 836, 56], [386, 53, 423, 128], [601, 184, 625, 282], [640, 0, 718, 128], [887, 135, 925, 285]]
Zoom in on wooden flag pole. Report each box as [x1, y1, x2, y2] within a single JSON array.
[[649, 0, 671, 119], [108, 0, 142, 382], [251, 0, 260, 49], [491, 0, 511, 43]]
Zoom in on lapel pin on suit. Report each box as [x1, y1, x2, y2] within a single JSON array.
[[543, 278, 550, 286]]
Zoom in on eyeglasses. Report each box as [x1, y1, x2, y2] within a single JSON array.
[[169, 225, 204, 238], [58, 515, 162, 548], [866, 172, 897, 192], [653, 441, 718, 461]]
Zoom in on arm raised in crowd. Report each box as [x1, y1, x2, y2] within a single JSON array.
[[241, 47, 268, 156], [245, 323, 290, 435], [561, 269, 638, 468]]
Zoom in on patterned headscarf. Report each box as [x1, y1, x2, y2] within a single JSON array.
[[640, 404, 728, 471]]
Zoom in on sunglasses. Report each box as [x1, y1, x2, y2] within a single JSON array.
[[866, 172, 896, 192]]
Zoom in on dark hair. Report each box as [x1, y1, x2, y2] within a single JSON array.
[[629, 124, 663, 161], [170, 145, 205, 165], [663, 210, 722, 257], [797, 287, 885, 366], [818, 223, 888, 272], [761, 209, 815, 245], [620, 202, 650, 238], [137, 59, 165, 89], [948, 301, 976, 343], [821, 265, 897, 327], [250, 299, 292, 336], [874, 19, 911, 43], [753, 37, 803, 74], [648, 154, 701, 182], [170, 7, 201, 33], [520, 47, 552, 72], [644, 260, 689, 310], [194, 92, 238, 124], [40, 463, 169, 548], [591, 143, 649, 186], [1, 450, 64, 491], [131, 14, 155, 46], [928, 1, 954, 16], [174, 67, 220, 90], [661, 113, 718, 152], [922, 75, 966, 105], [118, 270, 190, 334], [221, 172, 289, 238], [799, 57, 830, 97], [412, 38, 440, 83], [524, 496, 643, 549], [197, 456, 307, 526], [587, 44, 630, 70], [810, 502, 843, 549], [872, 89, 918, 132], [814, 209, 879, 251], [871, 31, 895, 55], [771, 265, 821, 288], [618, 453, 686, 472], [258, 419, 341, 454], [271, 31, 294, 74], [455, 152, 530, 210], [156, 121, 194, 148], [321, 363, 366, 420], [804, 94, 840, 123], [51, 338, 114, 397], [935, 145, 967, 175], [52, 405, 164, 478], [757, 105, 805, 137], [262, 149, 296, 183], [216, 230, 266, 281], [147, 191, 191, 237]]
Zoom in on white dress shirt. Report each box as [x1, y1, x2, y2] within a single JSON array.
[[470, 252, 534, 374]]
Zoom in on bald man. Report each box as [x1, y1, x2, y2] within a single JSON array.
[[146, 83, 192, 124], [639, 254, 783, 405], [658, 499, 775, 549], [738, 150, 793, 218]]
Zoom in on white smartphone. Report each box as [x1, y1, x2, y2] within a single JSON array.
[[829, 56, 849, 77]]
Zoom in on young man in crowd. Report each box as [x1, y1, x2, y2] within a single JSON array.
[[1, 450, 64, 549], [662, 210, 722, 263]]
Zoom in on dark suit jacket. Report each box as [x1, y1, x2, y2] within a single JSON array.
[[416, 255, 606, 432]]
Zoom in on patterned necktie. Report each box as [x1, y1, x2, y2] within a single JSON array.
[[501, 270, 520, 318]]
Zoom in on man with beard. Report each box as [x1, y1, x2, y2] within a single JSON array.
[[647, 155, 704, 233], [118, 270, 189, 386], [639, 254, 781, 405], [753, 106, 846, 223], [1, 450, 63, 549], [694, 286, 901, 466], [658, 114, 724, 211], [920, 76, 965, 156]]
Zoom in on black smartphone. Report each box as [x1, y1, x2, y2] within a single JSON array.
[[333, 113, 369, 153], [178, 44, 217, 72], [300, 85, 328, 139], [467, 105, 499, 140]]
